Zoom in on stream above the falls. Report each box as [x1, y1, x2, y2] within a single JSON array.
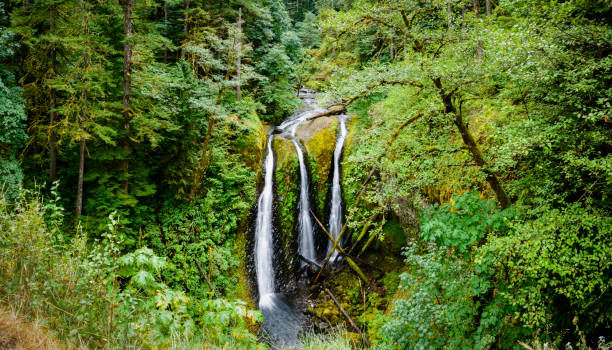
[[253, 88, 347, 347]]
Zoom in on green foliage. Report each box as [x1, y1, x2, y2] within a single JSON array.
[[256, 43, 302, 123], [295, 11, 321, 49], [420, 192, 514, 254], [0, 4, 26, 199], [246, 0, 301, 123], [379, 193, 523, 349], [0, 190, 263, 349], [197, 298, 263, 347], [481, 204, 612, 338], [312, 0, 612, 346], [292, 329, 356, 350], [380, 241, 513, 350]]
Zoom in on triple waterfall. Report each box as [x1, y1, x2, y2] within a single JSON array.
[[253, 89, 348, 345]]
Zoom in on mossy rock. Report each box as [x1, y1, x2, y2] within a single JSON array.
[[230, 230, 255, 308], [297, 116, 338, 212], [273, 137, 299, 245], [272, 137, 300, 291], [339, 116, 360, 208]]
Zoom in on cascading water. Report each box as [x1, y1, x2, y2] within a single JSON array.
[[253, 88, 326, 346], [276, 89, 324, 267], [253, 88, 354, 345], [292, 139, 316, 265], [327, 115, 348, 261], [254, 135, 276, 307], [254, 133, 303, 346]]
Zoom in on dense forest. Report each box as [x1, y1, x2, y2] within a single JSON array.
[[1, 0, 610, 349]]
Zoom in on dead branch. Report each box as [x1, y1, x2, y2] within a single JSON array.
[[195, 259, 219, 298], [324, 287, 371, 347], [306, 105, 346, 121]]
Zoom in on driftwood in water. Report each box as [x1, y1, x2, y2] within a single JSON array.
[[306, 105, 346, 120], [324, 287, 371, 347]]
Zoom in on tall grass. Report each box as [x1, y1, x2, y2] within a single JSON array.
[[291, 329, 357, 350]]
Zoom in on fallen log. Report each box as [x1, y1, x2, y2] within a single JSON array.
[[348, 212, 379, 254], [306, 105, 346, 120], [310, 209, 371, 284], [299, 254, 323, 269], [324, 287, 371, 347]]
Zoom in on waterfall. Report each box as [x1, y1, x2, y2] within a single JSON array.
[[327, 115, 348, 261], [254, 135, 276, 308], [292, 139, 316, 265], [253, 88, 334, 345]]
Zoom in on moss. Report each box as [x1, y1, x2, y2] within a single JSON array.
[[339, 116, 360, 209], [230, 230, 254, 306], [298, 117, 338, 213], [273, 137, 299, 263], [225, 112, 267, 172]]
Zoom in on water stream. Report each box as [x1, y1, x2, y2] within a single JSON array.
[[254, 135, 276, 307], [293, 139, 316, 265], [327, 115, 348, 262], [253, 89, 345, 346]]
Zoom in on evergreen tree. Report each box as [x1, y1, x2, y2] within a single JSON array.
[[0, 3, 27, 199]]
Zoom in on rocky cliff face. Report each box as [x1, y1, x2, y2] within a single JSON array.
[[297, 116, 338, 216]]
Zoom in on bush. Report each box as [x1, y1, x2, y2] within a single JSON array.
[[0, 189, 262, 349]]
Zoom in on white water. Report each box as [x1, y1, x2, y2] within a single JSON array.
[[275, 89, 324, 267], [255, 135, 276, 308], [253, 88, 325, 345], [327, 115, 348, 261], [292, 139, 316, 265]]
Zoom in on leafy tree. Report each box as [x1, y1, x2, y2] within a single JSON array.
[[382, 193, 520, 349], [246, 0, 301, 123], [0, 4, 27, 199], [295, 11, 321, 49]]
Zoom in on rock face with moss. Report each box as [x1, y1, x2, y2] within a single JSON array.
[[297, 116, 338, 215], [255, 117, 341, 290], [272, 137, 300, 291]]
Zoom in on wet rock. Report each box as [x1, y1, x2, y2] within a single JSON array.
[[297, 117, 337, 214], [272, 137, 300, 294]]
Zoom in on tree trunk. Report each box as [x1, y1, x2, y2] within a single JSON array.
[[485, 0, 491, 16], [49, 91, 57, 182], [49, 3, 57, 182], [181, 0, 190, 59], [122, 0, 133, 194], [236, 7, 242, 102], [433, 78, 511, 208], [473, 0, 483, 59], [163, 1, 168, 63], [189, 118, 216, 201], [447, 0, 452, 29], [76, 139, 85, 216], [77, 1, 90, 218], [453, 114, 509, 208]]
